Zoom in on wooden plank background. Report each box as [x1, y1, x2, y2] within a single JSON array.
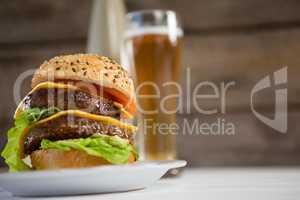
[[0, 0, 300, 167]]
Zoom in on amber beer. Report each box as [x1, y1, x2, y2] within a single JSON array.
[[122, 11, 183, 162]]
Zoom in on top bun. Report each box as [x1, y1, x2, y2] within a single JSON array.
[[31, 54, 136, 114]]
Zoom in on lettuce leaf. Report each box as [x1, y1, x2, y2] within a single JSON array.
[[1, 107, 60, 172], [41, 135, 138, 164]]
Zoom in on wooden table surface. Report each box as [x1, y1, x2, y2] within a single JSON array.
[[3, 168, 299, 200]]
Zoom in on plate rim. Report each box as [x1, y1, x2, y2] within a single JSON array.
[[0, 160, 187, 180]]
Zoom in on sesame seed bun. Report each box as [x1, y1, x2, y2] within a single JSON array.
[[30, 149, 135, 170], [31, 54, 136, 114]]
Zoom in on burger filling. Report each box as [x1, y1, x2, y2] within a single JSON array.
[[24, 115, 133, 155], [22, 87, 121, 119], [2, 106, 137, 172]]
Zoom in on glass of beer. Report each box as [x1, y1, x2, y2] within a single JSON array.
[[121, 10, 183, 162]]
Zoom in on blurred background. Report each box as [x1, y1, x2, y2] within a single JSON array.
[[0, 0, 300, 167]]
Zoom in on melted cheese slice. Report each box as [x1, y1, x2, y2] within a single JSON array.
[[14, 82, 134, 119], [35, 110, 137, 133]]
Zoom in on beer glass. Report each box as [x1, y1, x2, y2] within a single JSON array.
[[121, 10, 183, 161]]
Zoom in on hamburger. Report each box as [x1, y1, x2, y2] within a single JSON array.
[[1, 54, 138, 171]]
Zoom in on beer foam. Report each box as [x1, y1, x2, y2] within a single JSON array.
[[124, 26, 183, 39]]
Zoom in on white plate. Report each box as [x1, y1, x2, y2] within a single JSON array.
[[0, 160, 186, 197]]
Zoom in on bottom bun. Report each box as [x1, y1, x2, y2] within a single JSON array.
[[31, 149, 135, 170]]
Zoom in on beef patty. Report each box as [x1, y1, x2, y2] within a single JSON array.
[[22, 88, 121, 119], [24, 115, 133, 155]]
